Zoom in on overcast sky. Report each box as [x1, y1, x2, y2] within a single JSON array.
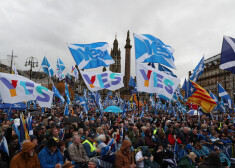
[[0, 0, 235, 85]]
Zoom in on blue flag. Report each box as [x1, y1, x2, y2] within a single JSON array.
[[68, 42, 115, 69], [209, 91, 219, 109], [134, 33, 176, 69], [122, 102, 126, 118], [0, 137, 9, 156], [57, 58, 65, 72], [182, 78, 188, 99], [64, 104, 69, 116], [187, 80, 196, 98], [128, 76, 136, 88], [53, 85, 65, 103], [220, 35, 235, 74], [218, 83, 232, 108], [190, 56, 204, 82], [41, 56, 54, 77], [65, 82, 71, 105], [220, 98, 226, 113], [158, 64, 177, 77]]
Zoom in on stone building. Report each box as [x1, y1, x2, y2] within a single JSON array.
[[190, 54, 235, 103], [109, 35, 121, 73]]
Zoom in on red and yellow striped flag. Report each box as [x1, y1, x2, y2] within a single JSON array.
[[187, 80, 217, 113], [21, 114, 30, 140]]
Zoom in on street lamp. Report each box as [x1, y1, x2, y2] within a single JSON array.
[[25, 56, 38, 80]]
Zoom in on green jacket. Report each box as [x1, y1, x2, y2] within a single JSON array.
[[178, 156, 196, 168]]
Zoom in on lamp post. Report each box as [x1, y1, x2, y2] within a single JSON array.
[[25, 56, 38, 80]]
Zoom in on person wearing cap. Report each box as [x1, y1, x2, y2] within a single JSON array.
[[178, 152, 197, 168], [82, 132, 101, 158], [214, 146, 231, 167], [9, 141, 40, 168], [68, 135, 89, 167], [38, 138, 63, 168]]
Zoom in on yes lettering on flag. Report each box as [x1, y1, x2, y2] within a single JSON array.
[[136, 63, 180, 100], [68, 42, 115, 69], [134, 33, 176, 69]]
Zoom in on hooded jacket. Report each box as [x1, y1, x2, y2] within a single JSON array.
[[9, 142, 40, 168], [115, 140, 133, 168]]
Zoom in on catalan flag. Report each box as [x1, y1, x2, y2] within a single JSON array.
[[20, 113, 30, 143], [187, 80, 217, 113], [133, 94, 144, 107]]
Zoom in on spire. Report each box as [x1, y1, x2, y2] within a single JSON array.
[[125, 30, 131, 48], [113, 34, 118, 50]]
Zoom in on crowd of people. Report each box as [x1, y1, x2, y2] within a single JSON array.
[[0, 104, 234, 168]]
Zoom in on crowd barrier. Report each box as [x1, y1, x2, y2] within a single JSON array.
[[92, 143, 235, 167]]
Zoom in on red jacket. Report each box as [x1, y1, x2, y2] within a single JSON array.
[[168, 133, 182, 145]]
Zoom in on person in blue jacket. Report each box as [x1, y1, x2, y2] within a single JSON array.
[[38, 138, 64, 168]]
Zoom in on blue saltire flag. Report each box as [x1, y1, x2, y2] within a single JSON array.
[[174, 141, 179, 161], [182, 78, 188, 99], [68, 42, 115, 69], [218, 83, 232, 108], [220, 98, 226, 113], [190, 56, 204, 82], [27, 113, 33, 135], [83, 88, 87, 102], [128, 76, 136, 88], [140, 107, 145, 118], [33, 100, 37, 109], [0, 136, 9, 155], [175, 87, 184, 101], [57, 58, 65, 72], [65, 82, 71, 105], [155, 102, 158, 115], [52, 85, 65, 103], [171, 93, 178, 102], [19, 114, 26, 144], [134, 33, 176, 69], [79, 112, 83, 120], [158, 64, 177, 77], [64, 104, 69, 116], [79, 96, 89, 114], [122, 102, 126, 118], [220, 35, 235, 74], [60, 128, 64, 140], [41, 107, 44, 113], [8, 108, 11, 120], [41, 56, 54, 77], [209, 91, 219, 109]]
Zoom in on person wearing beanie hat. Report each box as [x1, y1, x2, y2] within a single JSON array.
[[9, 141, 40, 168], [38, 138, 63, 168], [30, 135, 40, 154]]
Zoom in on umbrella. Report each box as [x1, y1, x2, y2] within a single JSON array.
[[104, 106, 123, 113], [187, 110, 203, 115]]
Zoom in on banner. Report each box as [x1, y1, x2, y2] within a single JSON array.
[[0, 102, 27, 109], [0, 73, 54, 108], [80, 70, 124, 92], [136, 63, 180, 99]]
